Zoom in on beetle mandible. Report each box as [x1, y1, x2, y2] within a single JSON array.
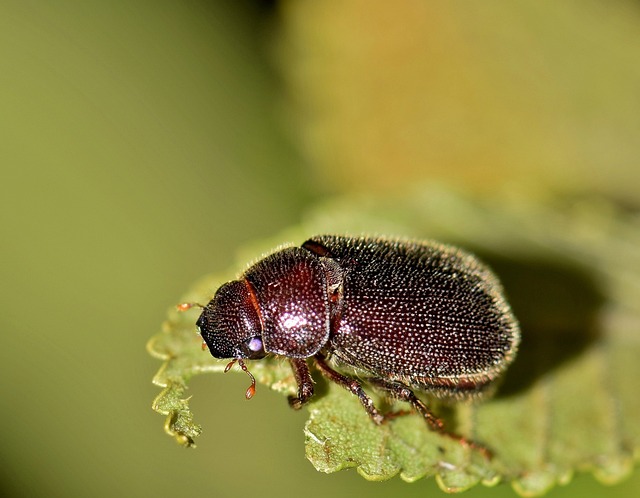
[[187, 235, 520, 435]]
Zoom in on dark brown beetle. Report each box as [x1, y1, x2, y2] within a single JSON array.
[[188, 235, 520, 436]]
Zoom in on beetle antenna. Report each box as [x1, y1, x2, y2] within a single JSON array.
[[176, 302, 204, 312], [222, 359, 257, 399], [238, 359, 256, 400]]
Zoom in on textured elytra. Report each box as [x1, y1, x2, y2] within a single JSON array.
[[306, 235, 519, 397]]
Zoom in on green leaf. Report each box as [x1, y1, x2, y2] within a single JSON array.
[[148, 186, 639, 495]]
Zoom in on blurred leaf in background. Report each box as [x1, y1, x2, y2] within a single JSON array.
[[0, 1, 314, 497], [277, 0, 640, 202]]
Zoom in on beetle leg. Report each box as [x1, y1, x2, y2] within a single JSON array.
[[369, 379, 492, 457], [368, 379, 444, 431], [313, 355, 385, 425], [288, 358, 315, 410]]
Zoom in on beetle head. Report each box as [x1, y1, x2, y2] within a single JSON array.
[[196, 280, 266, 360]]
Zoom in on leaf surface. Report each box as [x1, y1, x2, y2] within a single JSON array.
[[148, 187, 639, 495]]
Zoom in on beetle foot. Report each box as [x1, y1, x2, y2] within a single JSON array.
[[451, 434, 493, 459], [369, 409, 386, 426], [288, 358, 315, 410], [288, 395, 305, 410]]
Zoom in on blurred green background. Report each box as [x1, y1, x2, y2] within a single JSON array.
[[1, 1, 638, 497]]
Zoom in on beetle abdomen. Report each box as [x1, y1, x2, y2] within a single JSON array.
[[304, 236, 519, 394]]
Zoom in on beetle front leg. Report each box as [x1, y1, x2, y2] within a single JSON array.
[[313, 355, 385, 425], [288, 358, 314, 410]]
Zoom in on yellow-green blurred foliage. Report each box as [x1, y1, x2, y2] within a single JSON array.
[[278, 0, 640, 201], [1, 1, 639, 497]]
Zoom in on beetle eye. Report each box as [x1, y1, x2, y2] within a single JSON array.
[[241, 336, 266, 359], [248, 337, 263, 352]]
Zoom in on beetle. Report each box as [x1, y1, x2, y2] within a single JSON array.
[[185, 235, 519, 437]]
